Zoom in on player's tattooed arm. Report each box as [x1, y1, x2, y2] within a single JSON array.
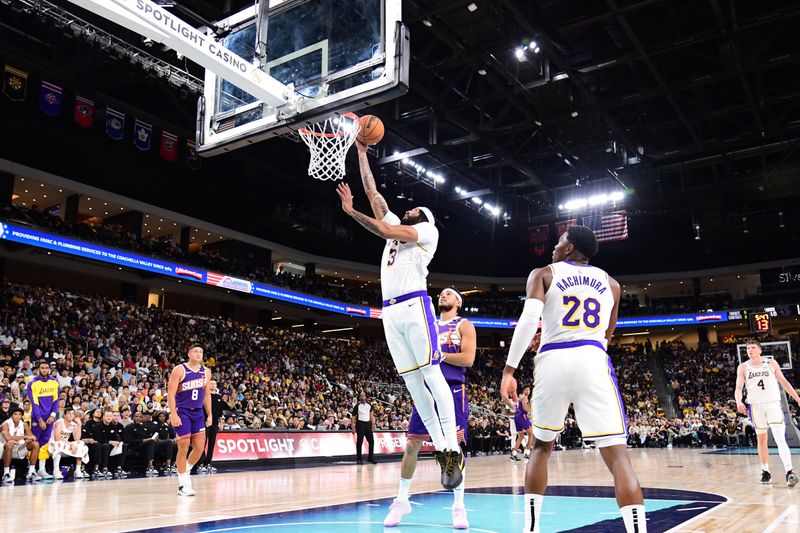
[[349, 209, 386, 238], [357, 149, 389, 219]]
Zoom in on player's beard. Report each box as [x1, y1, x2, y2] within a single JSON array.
[[401, 213, 422, 225], [438, 303, 453, 313]]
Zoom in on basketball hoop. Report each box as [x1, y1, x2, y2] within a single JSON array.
[[298, 112, 361, 181]]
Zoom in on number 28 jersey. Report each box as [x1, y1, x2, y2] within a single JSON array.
[[176, 364, 207, 410], [539, 261, 615, 349], [744, 360, 780, 404]]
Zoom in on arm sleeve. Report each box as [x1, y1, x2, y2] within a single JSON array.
[[411, 222, 437, 248], [506, 298, 544, 369], [382, 211, 401, 225]]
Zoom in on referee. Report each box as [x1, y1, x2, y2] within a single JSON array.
[[352, 391, 377, 465]]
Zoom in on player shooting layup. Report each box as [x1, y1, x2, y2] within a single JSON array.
[[168, 344, 212, 496], [335, 140, 463, 489], [500, 226, 647, 533], [735, 339, 800, 487]]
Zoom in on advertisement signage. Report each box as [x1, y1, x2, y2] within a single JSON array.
[[214, 430, 435, 461]]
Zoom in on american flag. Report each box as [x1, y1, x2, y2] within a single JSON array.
[[582, 211, 629, 242]]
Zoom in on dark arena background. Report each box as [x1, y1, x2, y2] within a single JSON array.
[[0, 1, 799, 532]]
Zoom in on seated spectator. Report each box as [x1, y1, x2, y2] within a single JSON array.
[[1, 407, 40, 482], [123, 412, 166, 475], [148, 411, 177, 474], [49, 407, 89, 479], [93, 409, 128, 478]]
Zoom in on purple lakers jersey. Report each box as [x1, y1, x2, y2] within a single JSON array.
[[438, 316, 467, 384], [176, 364, 206, 409]]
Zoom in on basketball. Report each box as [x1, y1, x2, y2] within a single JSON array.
[[358, 115, 384, 145]]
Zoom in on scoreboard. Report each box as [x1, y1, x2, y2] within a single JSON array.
[[749, 311, 772, 333]]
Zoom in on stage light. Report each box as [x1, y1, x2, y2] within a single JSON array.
[[515, 48, 526, 61], [467, 3, 478, 12], [471, 197, 483, 205]]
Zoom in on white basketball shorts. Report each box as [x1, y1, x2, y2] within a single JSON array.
[[531, 340, 628, 447], [382, 290, 442, 375], [747, 401, 784, 434]]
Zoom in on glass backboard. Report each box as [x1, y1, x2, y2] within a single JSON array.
[[737, 341, 793, 370], [198, 0, 408, 156]]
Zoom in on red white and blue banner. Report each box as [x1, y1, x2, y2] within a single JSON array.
[[213, 431, 435, 461], [74, 95, 95, 128], [0, 221, 728, 330], [38, 81, 62, 116], [160, 131, 179, 161], [134, 118, 152, 151], [106, 107, 125, 140]]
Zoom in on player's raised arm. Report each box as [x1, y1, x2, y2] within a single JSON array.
[[336, 183, 421, 242], [734, 363, 746, 413], [769, 359, 800, 404], [355, 141, 390, 220]]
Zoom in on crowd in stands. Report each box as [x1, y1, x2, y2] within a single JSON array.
[[3, 204, 740, 320], [0, 275, 798, 482]]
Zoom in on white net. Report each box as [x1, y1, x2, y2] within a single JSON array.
[[298, 113, 361, 181]]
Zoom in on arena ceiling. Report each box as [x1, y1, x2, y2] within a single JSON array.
[[0, 0, 799, 277]]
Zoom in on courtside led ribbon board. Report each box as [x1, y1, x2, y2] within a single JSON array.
[[213, 431, 435, 461], [0, 221, 729, 330]]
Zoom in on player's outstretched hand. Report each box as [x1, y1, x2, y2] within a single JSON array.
[[501, 366, 519, 409], [736, 402, 746, 414], [355, 139, 368, 154], [336, 183, 354, 215]]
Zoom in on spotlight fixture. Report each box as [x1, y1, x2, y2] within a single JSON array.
[[467, 3, 478, 12]]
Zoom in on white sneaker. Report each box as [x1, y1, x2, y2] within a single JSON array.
[[26, 471, 42, 482], [383, 498, 412, 527], [2, 473, 12, 484], [74, 469, 85, 479], [178, 484, 196, 496], [452, 505, 469, 529], [54, 471, 64, 480]]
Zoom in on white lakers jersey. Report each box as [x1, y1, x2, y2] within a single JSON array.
[[380, 211, 438, 300], [744, 360, 781, 404], [540, 261, 615, 348]]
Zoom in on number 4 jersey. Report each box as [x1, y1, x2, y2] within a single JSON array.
[[540, 261, 615, 349], [744, 360, 780, 404]]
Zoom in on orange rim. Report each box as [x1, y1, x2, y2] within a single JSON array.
[[299, 112, 360, 138]]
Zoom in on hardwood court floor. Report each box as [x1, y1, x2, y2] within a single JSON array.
[[2, 448, 798, 532]]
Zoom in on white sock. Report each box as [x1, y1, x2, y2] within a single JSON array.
[[620, 504, 647, 533], [28, 464, 35, 474], [398, 477, 412, 500], [762, 463, 771, 472], [3, 467, 9, 475], [420, 365, 460, 451], [453, 471, 465, 508], [53, 457, 61, 473], [38, 459, 46, 473], [187, 462, 195, 472], [523, 493, 543, 533], [771, 424, 794, 473], [402, 370, 447, 451]]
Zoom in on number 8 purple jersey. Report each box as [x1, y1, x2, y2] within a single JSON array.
[[176, 364, 207, 410]]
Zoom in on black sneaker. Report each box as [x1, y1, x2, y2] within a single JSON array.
[[510, 454, 521, 462], [787, 471, 799, 488], [761, 470, 772, 484], [440, 449, 464, 490]]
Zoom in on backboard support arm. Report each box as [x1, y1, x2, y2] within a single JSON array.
[[67, 0, 295, 111], [253, 0, 270, 71]]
